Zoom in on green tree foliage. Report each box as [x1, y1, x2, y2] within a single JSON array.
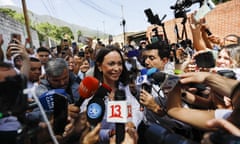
[[35, 23, 74, 42], [0, 8, 75, 43], [77, 30, 82, 37], [13, 13, 25, 24], [0, 8, 16, 18], [0, 8, 25, 24], [58, 26, 74, 40]]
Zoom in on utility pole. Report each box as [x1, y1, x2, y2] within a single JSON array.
[[120, 5, 126, 45], [103, 20, 106, 39], [22, 0, 32, 47]]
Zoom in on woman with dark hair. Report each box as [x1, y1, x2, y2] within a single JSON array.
[[94, 46, 129, 86], [93, 46, 143, 143]]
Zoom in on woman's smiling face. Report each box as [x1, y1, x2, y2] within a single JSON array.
[[98, 51, 123, 83]]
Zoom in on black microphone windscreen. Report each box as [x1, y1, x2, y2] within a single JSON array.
[[114, 89, 126, 144], [86, 98, 105, 128], [94, 83, 112, 99], [114, 89, 126, 101], [151, 72, 166, 84]]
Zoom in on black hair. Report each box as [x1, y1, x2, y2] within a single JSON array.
[[94, 46, 129, 86], [0, 61, 13, 68], [145, 41, 170, 59], [36, 47, 50, 54], [29, 57, 41, 62]]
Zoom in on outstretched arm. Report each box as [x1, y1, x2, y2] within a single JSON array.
[[167, 83, 215, 130], [179, 72, 239, 97]]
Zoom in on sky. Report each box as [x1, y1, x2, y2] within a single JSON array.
[[0, 0, 199, 35]]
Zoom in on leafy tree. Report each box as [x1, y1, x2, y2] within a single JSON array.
[[13, 13, 25, 24], [58, 26, 74, 40], [0, 8, 16, 18], [0, 8, 25, 24], [77, 30, 82, 37], [35, 22, 74, 42]]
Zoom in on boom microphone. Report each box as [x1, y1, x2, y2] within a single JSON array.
[[75, 76, 100, 107]]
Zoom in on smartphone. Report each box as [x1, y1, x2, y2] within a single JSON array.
[[195, 51, 215, 68], [194, 0, 215, 22], [10, 33, 21, 43], [78, 51, 85, 57], [53, 93, 68, 135]]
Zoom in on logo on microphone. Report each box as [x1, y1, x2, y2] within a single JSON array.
[[87, 103, 103, 119], [136, 75, 148, 85]]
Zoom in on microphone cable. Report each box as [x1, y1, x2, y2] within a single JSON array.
[[23, 84, 59, 144]]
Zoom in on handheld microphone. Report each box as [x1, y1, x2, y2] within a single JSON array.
[[86, 83, 112, 129], [86, 97, 105, 129], [136, 69, 152, 93], [136, 69, 152, 110], [38, 89, 69, 135], [148, 71, 179, 93], [38, 89, 68, 112], [148, 71, 166, 85], [75, 76, 100, 107], [115, 89, 126, 144], [53, 93, 68, 135], [93, 83, 112, 99]]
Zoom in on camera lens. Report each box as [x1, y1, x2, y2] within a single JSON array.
[[10, 39, 18, 44]]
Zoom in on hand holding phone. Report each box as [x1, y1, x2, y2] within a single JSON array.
[[194, 0, 215, 22], [10, 33, 21, 44]]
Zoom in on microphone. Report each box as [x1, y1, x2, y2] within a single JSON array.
[[115, 89, 126, 144], [37, 89, 69, 135], [148, 71, 166, 85], [38, 89, 68, 112], [75, 76, 100, 107], [93, 83, 112, 99], [148, 71, 179, 93], [136, 69, 152, 111], [86, 97, 105, 129], [136, 69, 152, 93], [86, 83, 112, 129]]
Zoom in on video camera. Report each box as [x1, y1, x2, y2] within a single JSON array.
[[170, 0, 203, 18], [144, 8, 168, 44], [171, 0, 215, 19], [170, 0, 204, 10]]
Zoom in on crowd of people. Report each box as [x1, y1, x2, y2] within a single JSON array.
[[0, 11, 240, 144]]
